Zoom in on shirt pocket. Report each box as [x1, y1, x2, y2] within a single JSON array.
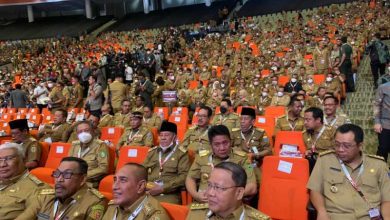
[[361, 176, 381, 204]]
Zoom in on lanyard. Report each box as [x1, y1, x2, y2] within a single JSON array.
[[208, 154, 229, 169], [112, 196, 148, 220], [158, 145, 178, 176], [206, 209, 245, 220], [240, 128, 255, 148], [53, 199, 76, 220], [324, 116, 338, 127], [311, 126, 326, 152], [286, 114, 298, 130], [77, 147, 90, 158], [128, 130, 140, 142]]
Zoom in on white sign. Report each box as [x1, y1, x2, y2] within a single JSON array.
[[56, 146, 64, 154], [108, 128, 115, 134], [162, 91, 177, 103], [128, 149, 138, 158], [278, 160, 293, 174], [258, 117, 266, 123]]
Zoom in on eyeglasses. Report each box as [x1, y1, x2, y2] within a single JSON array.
[[51, 170, 83, 179], [334, 142, 357, 150], [0, 155, 17, 164], [207, 182, 237, 192], [197, 114, 209, 118]]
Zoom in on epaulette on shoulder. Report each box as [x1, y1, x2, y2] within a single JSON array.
[[255, 127, 265, 132], [232, 128, 240, 132], [89, 188, 105, 199], [96, 139, 104, 144], [277, 115, 286, 120], [245, 205, 270, 220], [188, 125, 197, 130], [40, 188, 55, 195], [29, 174, 43, 185], [190, 203, 209, 210], [179, 145, 187, 153], [319, 150, 335, 157], [234, 149, 247, 157], [72, 140, 81, 145], [198, 149, 210, 157], [148, 146, 158, 152], [108, 200, 115, 205], [367, 154, 385, 161]]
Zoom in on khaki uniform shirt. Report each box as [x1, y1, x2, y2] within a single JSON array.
[[324, 113, 351, 130], [68, 139, 109, 183], [303, 125, 336, 153], [313, 47, 330, 71], [143, 114, 162, 129], [109, 81, 128, 112], [307, 96, 324, 109], [98, 114, 114, 128], [275, 114, 305, 134], [39, 122, 71, 143], [211, 113, 240, 133], [0, 171, 50, 220], [188, 150, 256, 192], [18, 135, 42, 164], [102, 195, 170, 220], [186, 203, 270, 220], [143, 145, 190, 204], [321, 80, 341, 94], [307, 151, 390, 220], [70, 83, 84, 108], [117, 126, 153, 148], [180, 125, 210, 153], [302, 83, 319, 96], [112, 113, 131, 128], [256, 96, 272, 114], [231, 127, 271, 159], [270, 95, 290, 106], [17, 185, 107, 220]]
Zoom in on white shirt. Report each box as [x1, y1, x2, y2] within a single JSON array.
[[33, 85, 49, 105], [125, 66, 133, 81]]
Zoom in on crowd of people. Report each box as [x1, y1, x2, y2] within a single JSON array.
[[0, 0, 390, 220]]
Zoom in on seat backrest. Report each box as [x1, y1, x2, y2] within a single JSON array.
[[117, 146, 149, 170], [107, 146, 116, 174], [28, 114, 42, 125], [41, 108, 51, 117], [264, 106, 286, 118], [18, 108, 28, 114], [188, 80, 199, 90], [254, 116, 275, 129], [1, 113, 14, 122], [0, 121, 10, 135], [42, 114, 53, 124], [98, 175, 114, 200], [160, 203, 189, 220], [39, 142, 50, 167], [168, 114, 188, 142], [154, 107, 169, 120], [150, 127, 159, 146], [313, 74, 325, 85], [7, 108, 17, 114], [14, 114, 26, 120], [28, 108, 40, 114], [274, 131, 306, 155], [100, 127, 124, 146], [45, 142, 71, 169], [259, 156, 309, 220], [172, 107, 189, 116], [278, 75, 290, 86]]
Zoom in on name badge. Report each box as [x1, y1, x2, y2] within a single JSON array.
[[37, 213, 50, 220], [252, 147, 259, 154], [368, 208, 381, 219]]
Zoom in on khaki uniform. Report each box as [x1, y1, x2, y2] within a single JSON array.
[[39, 122, 72, 143], [303, 125, 336, 153], [307, 96, 324, 109], [131, 106, 145, 114], [0, 171, 50, 220], [68, 139, 109, 185], [324, 113, 351, 129], [186, 203, 270, 220], [302, 83, 319, 96], [112, 113, 131, 128], [143, 114, 162, 129], [102, 195, 170, 220], [109, 80, 128, 113], [66, 122, 102, 144], [231, 127, 271, 158], [307, 151, 390, 220], [18, 135, 42, 165], [70, 83, 84, 108], [98, 114, 114, 128], [321, 80, 341, 95], [17, 185, 107, 220], [180, 125, 210, 153], [143, 145, 190, 204], [270, 95, 290, 106], [117, 126, 153, 148], [313, 47, 330, 74], [48, 87, 65, 113], [211, 113, 240, 133], [275, 114, 305, 134], [187, 150, 257, 192], [256, 96, 272, 115]]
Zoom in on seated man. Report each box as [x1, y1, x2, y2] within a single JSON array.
[[132, 95, 146, 113], [38, 108, 71, 143], [68, 121, 109, 187], [323, 95, 351, 129], [275, 95, 305, 134], [186, 162, 270, 219], [307, 124, 390, 219], [143, 121, 190, 204], [0, 142, 50, 220], [103, 163, 170, 219], [181, 105, 213, 154], [98, 104, 114, 128], [66, 114, 102, 143], [143, 105, 162, 129], [9, 119, 42, 169], [256, 87, 272, 115], [117, 112, 153, 150], [112, 99, 131, 128], [17, 157, 107, 219], [308, 86, 327, 109], [284, 73, 303, 94], [270, 87, 290, 106], [186, 125, 257, 203], [321, 73, 341, 97], [211, 99, 240, 133]]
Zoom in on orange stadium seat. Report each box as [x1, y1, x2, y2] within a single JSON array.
[[68, 108, 80, 114], [7, 108, 17, 114], [29, 129, 39, 139], [259, 156, 309, 220], [188, 80, 199, 89], [41, 114, 53, 124], [0, 139, 12, 144], [161, 203, 189, 220], [254, 116, 275, 129], [41, 108, 51, 117], [168, 114, 188, 142], [172, 107, 188, 116], [18, 108, 28, 114], [28, 108, 40, 114], [150, 127, 159, 146], [0, 121, 10, 135], [1, 113, 14, 122], [28, 114, 42, 126], [264, 106, 286, 118], [313, 74, 325, 85], [0, 108, 7, 114], [100, 127, 124, 147], [154, 107, 169, 120], [14, 114, 26, 120], [278, 75, 290, 86], [107, 145, 116, 174], [261, 69, 271, 78], [38, 142, 50, 167], [274, 131, 306, 155]]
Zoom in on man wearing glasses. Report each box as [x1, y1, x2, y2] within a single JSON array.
[[186, 125, 257, 204], [186, 162, 270, 219], [0, 142, 50, 219], [17, 157, 107, 219], [323, 95, 351, 130], [307, 124, 390, 219]]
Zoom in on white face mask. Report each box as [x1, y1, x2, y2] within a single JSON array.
[[277, 91, 284, 97], [262, 92, 268, 97], [326, 77, 333, 82], [47, 83, 54, 88], [169, 76, 175, 81], [272, 80, 278, 85], [307, 79, 313, 84], [291, 78, 297, 83], [254, 81, 260, 86], [78, 132, 93, 144]]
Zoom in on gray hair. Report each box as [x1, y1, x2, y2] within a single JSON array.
[[0, 143, 26, 159]]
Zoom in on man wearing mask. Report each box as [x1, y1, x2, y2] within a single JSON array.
[[321, 72, 341, 97], [211, 99, 240, 133], [117, 112, 154, 149], [112, 99, 131, 128], [284, 73, 303, 94], [323, 95, 351, 129], [38, 109, 71, 143], [17, 157, 107, 220], [9, 119, 42, 169], [257, 87, 272, 115], [303, 75, 318, 97], [143, 121, 190, 204], [275, 96, 305, 134], [268, 76, 280, 97], [0, 142, 50, 219], [271, 87, 290, 106], [68, 121, 109, 187], [103, 163, 170, 219]]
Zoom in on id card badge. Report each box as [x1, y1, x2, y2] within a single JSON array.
[[368, 208, 382, 220], [252, 147, 259, 154]]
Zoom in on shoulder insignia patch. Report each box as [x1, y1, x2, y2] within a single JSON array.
[[149, 146, 158, 152], [90, 188, 105, 199], [319, 150, 335, 157], [367, 154, 385, 161], [72, 140, 81, 145], [188, 125, 197, 130], [277, 115, 286, 119], [190, 203, 209, 210], [232, 128, 240, 132], [255, 127, 265, 132], [179, 145, 187, 153], [199, 150, 210, 157], [40, 189, 55, 195], [29, 174, 43, 185], [234, 149, 247, 157], [108, 200, 115, 205]]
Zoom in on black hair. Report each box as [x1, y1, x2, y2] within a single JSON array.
[[221, 98, 232, 107], [336, 124, 364, 144], [61, 157, 88, 174], [214, 162, 247, 187], [208, 125, 231, 142], [324, 95, 339, 105], [304, 107, 324, 123], [199, 105, 213, 117]]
